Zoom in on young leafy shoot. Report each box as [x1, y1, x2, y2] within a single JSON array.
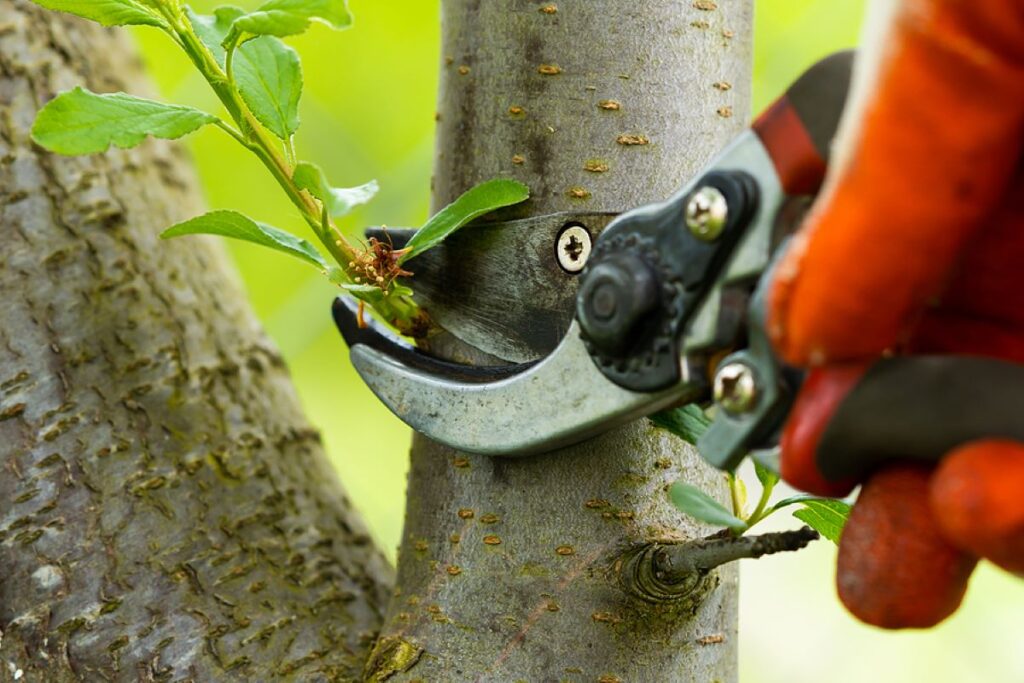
[[31, 88, 218, 155], [656, 401, 851, 541], [401, 179, 531, 262], [28, 0, 530, 336]]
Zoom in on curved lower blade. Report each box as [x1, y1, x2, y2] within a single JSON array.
[[337, 298, 696, 456]]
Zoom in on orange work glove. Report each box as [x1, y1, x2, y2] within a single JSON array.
[[768, 0, 1024, 629]]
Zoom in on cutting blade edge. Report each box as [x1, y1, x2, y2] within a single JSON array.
[[349, 321, 698, 456]]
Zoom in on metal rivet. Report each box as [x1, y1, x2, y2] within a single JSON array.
[[713, 361, 758, 415], [556, 223, 592, 273], [685, 186, 728, 241]]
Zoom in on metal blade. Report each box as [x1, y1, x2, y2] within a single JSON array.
[[367, 212, 618, 363], [344, 311, 699, 456]]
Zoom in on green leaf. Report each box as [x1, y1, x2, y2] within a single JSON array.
[[30, 0, 168, 28], [402, 179, 530, 262], [293, 162, 378, 217], [669, 482, 748, 533], [754, 459, 780, 489], [188, 7, 304, 138], [650, 404, 711, 445], [226, 0, 352, 43], [232, 36, 303, 139], [187, 6, 247, 65], [161, 210, 326, 270], [31, 87, 217, 155], [773, 495, 851, 544]]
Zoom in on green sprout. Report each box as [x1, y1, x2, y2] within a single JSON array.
[[651, 404, 852, 543], [29, 0, 529, 335]]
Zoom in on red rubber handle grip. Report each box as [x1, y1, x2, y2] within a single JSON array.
[[753, 51, 855, 195], [784, 356, 1024, 497]]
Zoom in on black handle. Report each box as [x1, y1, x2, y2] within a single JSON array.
[[817, 356, 1024, 481]]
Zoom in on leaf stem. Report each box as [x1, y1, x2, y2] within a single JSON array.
[[745, 477, 777, 530], [728, 473, 745, 522], [212, 119, 248, 147], [285, 136, 298, 166], [224, 44, 237, 90]]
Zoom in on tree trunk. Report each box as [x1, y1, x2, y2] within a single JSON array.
[[369, 2, 752, 681], [0, 4, 391, 681]]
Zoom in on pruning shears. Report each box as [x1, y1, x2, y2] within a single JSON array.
[[333, 51, 1024, 480]]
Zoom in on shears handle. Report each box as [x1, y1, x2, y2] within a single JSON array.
[[697, 52, 857, 472], [752, 50, 854, 196], [796, 356, 1024, 486]]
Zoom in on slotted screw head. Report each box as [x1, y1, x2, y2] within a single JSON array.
[[556, 224, 592, 273], [713, 361, 759, 415], [685, 186, 728, 242]]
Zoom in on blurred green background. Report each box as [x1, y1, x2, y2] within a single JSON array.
[[134, 2, 1024, 681]]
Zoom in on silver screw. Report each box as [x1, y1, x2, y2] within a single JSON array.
[[685, 186, 728, 241], [556, 224, 592, 273], [713, 361, 759, 415]]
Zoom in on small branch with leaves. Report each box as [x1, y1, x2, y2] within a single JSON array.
[[29, 0, 529, 336], [621, 525, 821, 603], [618, 404, 848, 600], [651, 404, 852, 544]]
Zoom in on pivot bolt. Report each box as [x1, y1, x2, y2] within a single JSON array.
[[713, 361, 759, 415], [577, 252, 659, 355], [685, 186, 728, 242], [556, 223, 592, 273]]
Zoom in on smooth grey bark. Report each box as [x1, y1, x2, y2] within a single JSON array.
[[0, 4, 391, 681], [368, 2, 753, 681]]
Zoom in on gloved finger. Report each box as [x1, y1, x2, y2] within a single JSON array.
[[769, 0, 1024, 367], [837, 463, 977, 629], [779, 365, 864, 497], [930, 439, 1024, 575], [906, 170, 1024, 362]]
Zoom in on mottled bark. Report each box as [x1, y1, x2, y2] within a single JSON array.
[[370, 2, 752, 681], [0, 4, 391, 681]]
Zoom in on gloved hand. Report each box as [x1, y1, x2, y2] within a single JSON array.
[[767, 0, 1024, 628]]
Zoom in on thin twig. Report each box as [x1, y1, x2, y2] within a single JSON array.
[[652, 526, 819, 584]]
